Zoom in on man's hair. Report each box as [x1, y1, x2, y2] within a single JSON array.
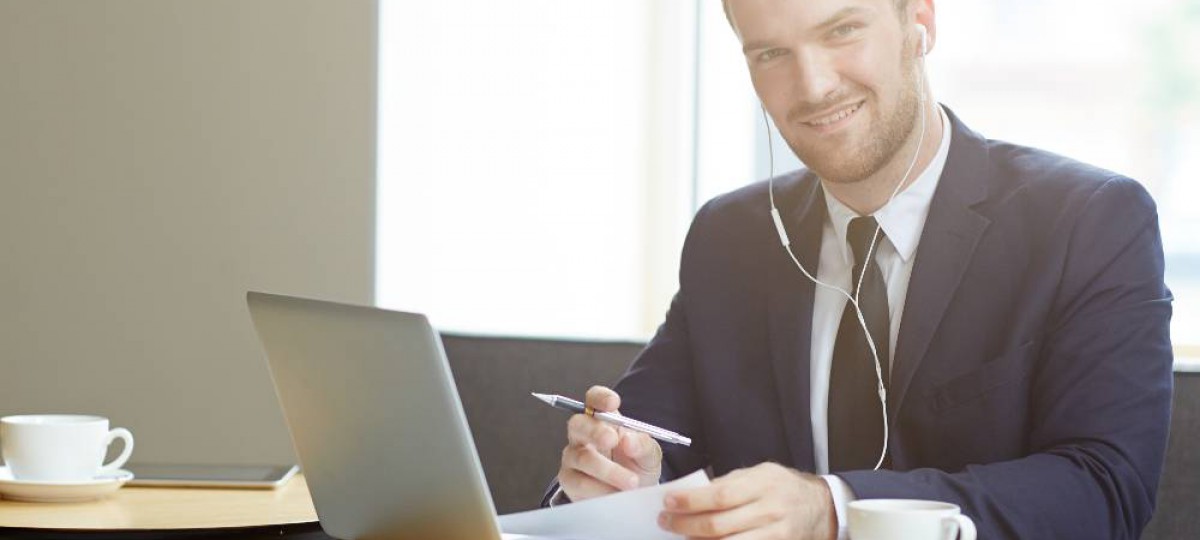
[[721, 0, 911, 27]]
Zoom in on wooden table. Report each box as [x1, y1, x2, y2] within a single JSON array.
[[0, 474, 333, 539]]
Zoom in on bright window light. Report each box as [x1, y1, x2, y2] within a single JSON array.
[[376, 1, 695, 340]]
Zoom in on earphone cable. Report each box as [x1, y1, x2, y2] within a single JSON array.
[[764, 29, 930, 471]]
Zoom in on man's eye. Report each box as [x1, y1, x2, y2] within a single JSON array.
[[831, 23, 862, 38], [757, 48, 787, 62]]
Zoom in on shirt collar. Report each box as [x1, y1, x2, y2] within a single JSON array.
[[823, 105, 952, 264]]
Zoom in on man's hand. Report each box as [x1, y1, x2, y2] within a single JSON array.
[[658, 462, 836, 540], [557, 385, 663, 501]]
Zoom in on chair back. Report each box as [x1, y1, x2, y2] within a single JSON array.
[[442, 333, 643, 513], [1142, 370, 1200, 539]]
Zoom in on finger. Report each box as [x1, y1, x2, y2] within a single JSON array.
[[564, 444, 640, 491], [658, 501, 779, 539], [614, 430, 662, 475], [664, 478, 759, 514], [557, 466, 620, 501], [567, 414, 620, 452], [585, 385, 621, 412]]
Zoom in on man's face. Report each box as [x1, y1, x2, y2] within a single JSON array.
[[729, 0, 923, 184]]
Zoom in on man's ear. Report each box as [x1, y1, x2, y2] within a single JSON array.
[[912, 0, 937, 55]]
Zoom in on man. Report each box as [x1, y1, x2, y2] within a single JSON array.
[[545, 0, 1174, 538]]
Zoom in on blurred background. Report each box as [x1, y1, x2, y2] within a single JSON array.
[[377, 0, 1200, 347], [2, 0, 1196, 466]]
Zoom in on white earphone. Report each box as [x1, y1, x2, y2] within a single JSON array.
[[917, 23, 928, 57], [764, 23, 930, 471]]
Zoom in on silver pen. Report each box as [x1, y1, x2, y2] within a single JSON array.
[[531, 392, 692, 447]]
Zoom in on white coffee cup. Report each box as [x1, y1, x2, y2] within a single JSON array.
[[849, 499, 977, 540], [0, 415, 134, 482]]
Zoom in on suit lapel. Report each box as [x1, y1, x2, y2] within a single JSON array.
[[766, 172, 825, 472], [889, 110, 993, 423]]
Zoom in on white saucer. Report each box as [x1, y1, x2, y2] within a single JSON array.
[[0, 466, 134, 503]]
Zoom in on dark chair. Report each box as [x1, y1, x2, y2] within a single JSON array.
[[442, 333, 643, 514], [1141, 370, 1200, 539]]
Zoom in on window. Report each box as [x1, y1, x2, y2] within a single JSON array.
[[376, 1, 696, 340]]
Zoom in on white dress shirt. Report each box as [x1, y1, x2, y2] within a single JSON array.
[[816, 106, 952, 538]]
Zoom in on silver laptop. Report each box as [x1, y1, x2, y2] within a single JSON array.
[[247, 291, 503, 540]]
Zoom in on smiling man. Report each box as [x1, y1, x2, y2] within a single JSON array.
[[543, 0, 1174, 538]]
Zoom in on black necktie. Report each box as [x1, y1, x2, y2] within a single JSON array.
[[828, 216, 891, 472]]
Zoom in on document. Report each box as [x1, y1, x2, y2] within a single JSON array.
[[499, 470, 710, 540]]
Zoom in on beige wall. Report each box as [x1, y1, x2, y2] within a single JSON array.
[[0, 0, 376, 465]]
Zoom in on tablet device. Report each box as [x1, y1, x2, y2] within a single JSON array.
[[125, 463, 299, 489]]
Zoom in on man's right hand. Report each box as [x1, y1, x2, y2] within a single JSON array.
[[557, 385, 663, 502]]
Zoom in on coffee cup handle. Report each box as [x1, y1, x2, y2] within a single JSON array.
[[98, 428, 134, 473], [942, 514, 977, 540]]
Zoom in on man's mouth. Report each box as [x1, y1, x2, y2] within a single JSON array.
[[803, 100, 865, 131]]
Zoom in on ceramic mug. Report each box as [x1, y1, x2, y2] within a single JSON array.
[[0, 415, 134, 482], [849, 499, 977, 540]]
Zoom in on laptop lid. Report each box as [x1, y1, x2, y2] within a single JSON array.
[[247, 291, 501, 540]]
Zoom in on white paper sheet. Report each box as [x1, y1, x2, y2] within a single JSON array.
[[498, 470, 710, 540]]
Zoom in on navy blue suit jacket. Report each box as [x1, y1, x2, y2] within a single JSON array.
[[549, 110, 1174, 539]]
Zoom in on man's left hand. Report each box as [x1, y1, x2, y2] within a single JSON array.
[[658, 462, 836, 540]]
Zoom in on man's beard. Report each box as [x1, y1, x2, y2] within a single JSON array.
[[783, 57, 922, 185]]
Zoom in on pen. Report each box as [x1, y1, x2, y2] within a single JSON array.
[[531, 392, 692, 447]]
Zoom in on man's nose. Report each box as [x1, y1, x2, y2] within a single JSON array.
[[792, 48, 840, 105]]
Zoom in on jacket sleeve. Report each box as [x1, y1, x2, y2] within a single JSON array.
[[838, 177, 1174, 539]]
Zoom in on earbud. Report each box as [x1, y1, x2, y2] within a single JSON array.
[[916, 24, 928, 57]]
